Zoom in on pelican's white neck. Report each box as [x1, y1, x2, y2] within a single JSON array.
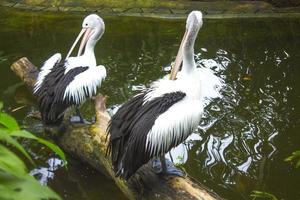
[[84, 41, 96, 57], [181, 30, 198, 75], [182, 38, 196, 75], [82, 44, 96, 67], [82, 26, 103, 64], [83, 32, 97, 56]]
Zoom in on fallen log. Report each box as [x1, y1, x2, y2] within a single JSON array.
[[11, 57, 223, 200]]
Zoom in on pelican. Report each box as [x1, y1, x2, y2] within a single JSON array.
[[34, 14, 106, 126], [107, 11, 203, 180]]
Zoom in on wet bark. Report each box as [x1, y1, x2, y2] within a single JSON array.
[[11, 57, 223, 200]]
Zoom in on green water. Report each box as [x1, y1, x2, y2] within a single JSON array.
[[0, 7, 299, 200]]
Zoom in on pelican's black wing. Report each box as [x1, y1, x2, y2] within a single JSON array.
[[107, 91, 186, 180], [35, 62, 88, 126]]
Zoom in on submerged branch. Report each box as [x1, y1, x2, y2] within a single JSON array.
[[11, 57, 223, 200]]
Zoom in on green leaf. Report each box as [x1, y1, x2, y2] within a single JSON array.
[[0, 129, 34, 165], [296, 159, 300, 168], [35, 137, 67, 165], [0, 171, 61, 200], [10, 130, 36, 139], [284, 156, 293, 162], [10, 130, 67, 165], [0, 112, 19, 131], [0, 102, 62, 200], [0, 144, 27, 177], [285, 150, 300, 168], [250, 190, 278, 200], [0, 102, 3, 111]]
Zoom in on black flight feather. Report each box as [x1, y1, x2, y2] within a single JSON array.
[[35, 62, 89, 126], [107, 91, 186, 180]]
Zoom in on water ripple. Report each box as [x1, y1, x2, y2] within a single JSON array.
[[170, 47, 294, 195]]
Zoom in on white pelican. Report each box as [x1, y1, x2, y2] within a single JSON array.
[[107, 11, 203, 179], [34, 14, 106, 126]]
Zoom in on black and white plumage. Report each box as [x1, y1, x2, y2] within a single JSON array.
[[34, 14, 106, 126], [107, 11, 204, 180]]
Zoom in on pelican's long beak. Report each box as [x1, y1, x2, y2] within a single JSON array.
[[65, 27, 93, 59], [77, 27, 93, 57], [170, 30, 188, 80]]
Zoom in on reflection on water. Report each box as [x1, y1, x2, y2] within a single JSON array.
[[0, 7, 300, 200], [186, 39, 300, 199], [30, 158, 63, 185]]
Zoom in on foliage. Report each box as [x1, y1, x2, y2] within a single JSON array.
[[0, 102, 66, 200], [285, 150, 300, 168], [250, 190, 278, 200]]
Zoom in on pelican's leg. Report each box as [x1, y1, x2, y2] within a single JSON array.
[[152, 156, 186, 177], [160, 156, 168, 173], [76, 107, 84, 123]]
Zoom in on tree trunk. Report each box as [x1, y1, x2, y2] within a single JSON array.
[[11, 57, 223, 200]]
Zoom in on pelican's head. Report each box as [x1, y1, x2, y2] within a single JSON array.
[[186, 11, 203, 36], [66, 14, 105, 59], [170, 11, 203, 80]]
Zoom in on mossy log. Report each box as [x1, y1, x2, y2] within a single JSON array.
[[11, 57, 223, 200]]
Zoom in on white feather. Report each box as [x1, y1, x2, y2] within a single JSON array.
[[160, 67, 224, 101], [64, 54, 96, 74], [144, 70, 203, 156], [34, 53, 61, 93], [146, 99, 203, 156], [145, 71, 202, 103], [63, 65, 106, 104]]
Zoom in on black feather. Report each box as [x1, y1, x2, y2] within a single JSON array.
[[107, 91, 186, 180], [35, 62, 88, 126]]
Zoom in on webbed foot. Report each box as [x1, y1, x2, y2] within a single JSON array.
[[69, 116, 91, 124], [152, 156, 186, 177]]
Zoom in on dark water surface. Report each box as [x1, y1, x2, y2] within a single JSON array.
[[0, 7, 299, 200]]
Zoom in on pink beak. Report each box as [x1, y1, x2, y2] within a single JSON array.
[[65, 27, 93, 59], [170, 30, 188, 80]]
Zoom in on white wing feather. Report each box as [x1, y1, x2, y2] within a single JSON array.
[[146, 99, 203, 156], [63, 65, 106, 104], [34, 53, 62, 93], [144, 69, 203, 156]]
